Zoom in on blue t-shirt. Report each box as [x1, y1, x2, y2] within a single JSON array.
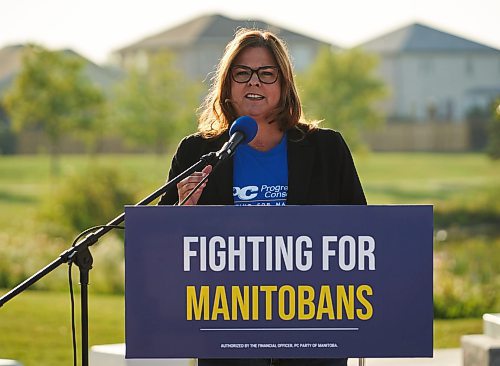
[[233, 134, 288, 206]]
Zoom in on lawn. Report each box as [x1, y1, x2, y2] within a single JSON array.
[[0, 152, 498, 365], [0, 154, 170, 235], [0, 290, 124, 365], [0, 290, 483, 366], [354, 152, 500, 204], [0, 152, 499, 223]]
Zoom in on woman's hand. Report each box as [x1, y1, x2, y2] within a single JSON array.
[[177, 165, 213, 205]]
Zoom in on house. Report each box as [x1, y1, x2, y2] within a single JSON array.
[[0, 44, 124, 97], [357, 22, 500, 151], [112, 13, 334, 80], [359, 22, 500, 124]]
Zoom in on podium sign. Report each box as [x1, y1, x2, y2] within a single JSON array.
[[125, 205, 433, 359]]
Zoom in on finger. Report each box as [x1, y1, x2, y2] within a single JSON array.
[[181, 177, 203, 186], [178, 178, 207, 191], [201, 165, 213, 175], [178, 176, 201, 188], [179, 169, 210, 185], [181, 179, 208, 194], [181, 182, 206, 193], [177, 167, 211, 205]]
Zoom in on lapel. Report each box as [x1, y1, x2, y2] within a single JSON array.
[[286, 128, 314, 205], [211, 158, 234, 204]]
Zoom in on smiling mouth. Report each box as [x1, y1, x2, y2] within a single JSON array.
[[245, 93, 265, 100]]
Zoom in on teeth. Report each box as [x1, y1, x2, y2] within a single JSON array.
[[246, 94, 264, 99]]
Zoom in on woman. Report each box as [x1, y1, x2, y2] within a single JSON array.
[[159, 28, 366, 366]]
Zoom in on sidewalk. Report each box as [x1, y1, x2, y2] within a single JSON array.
[[90, 345, 462, 366], [347, 349, 461, 366]]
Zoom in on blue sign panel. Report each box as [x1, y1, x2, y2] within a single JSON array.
[[125, 205, 433, 359]]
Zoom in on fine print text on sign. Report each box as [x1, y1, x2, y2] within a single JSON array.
[[125, 205, 433, 359]]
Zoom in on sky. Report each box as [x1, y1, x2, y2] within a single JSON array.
[[1, 0, 500, 65]]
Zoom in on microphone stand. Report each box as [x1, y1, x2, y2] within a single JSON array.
[[0, 151, 218, 366]]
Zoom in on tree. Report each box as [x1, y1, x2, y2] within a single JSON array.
[[486, 99, 500, 159], [112, 52, 202, 155], [4, 44, 105, 174], [299, 47, 386, 150], [0, 102, 17, 154]]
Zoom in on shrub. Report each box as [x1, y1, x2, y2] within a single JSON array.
[[434, 238, 500, 318], [434, 185, 500, 229], [0, 232, 72, 291], [39, 164, 137, 240], [6, 164, 140, 293]]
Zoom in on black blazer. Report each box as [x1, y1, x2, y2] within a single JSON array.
[[159, 126, 366, 206]]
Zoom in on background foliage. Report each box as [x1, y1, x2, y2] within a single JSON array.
[[0, 42, 499, 366], [3, 45, 105, 173], [39, 164, 137, 239], [111, 52, 201, 154], [486, 100, 500, 159], [0, 153, 498, 317], [299, 47, 386, 149]]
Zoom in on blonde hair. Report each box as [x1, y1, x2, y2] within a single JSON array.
[[198, 28, 311, 137]]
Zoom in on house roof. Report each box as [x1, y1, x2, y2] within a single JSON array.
[[0, 45, 124, 96], [359, 22, 500, 54], [115, 13, 333, 53]]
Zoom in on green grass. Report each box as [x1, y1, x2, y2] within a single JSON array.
[[0, 152, 498, 213], [0, 152, 498, 364], [0, 154, 169, 235], [0, 290, 124, 366], [354, 152, 500, 204], [0, 290, 483, 365], [434, 318, 483, 349]]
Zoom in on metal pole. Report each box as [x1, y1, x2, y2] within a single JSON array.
[[358, 358, 366, 366], [75, 247, 93, 366]]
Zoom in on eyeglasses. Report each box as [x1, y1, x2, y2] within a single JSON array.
[[230, 65, 279, 84]]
